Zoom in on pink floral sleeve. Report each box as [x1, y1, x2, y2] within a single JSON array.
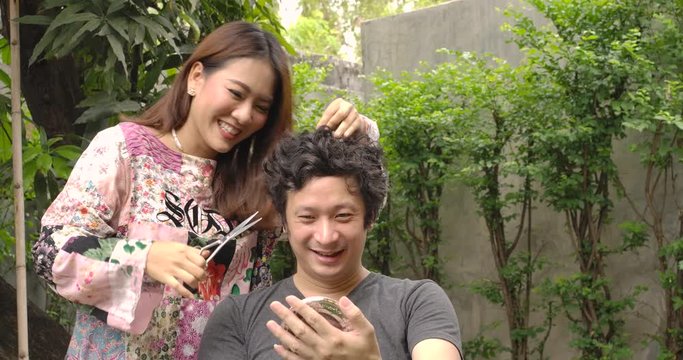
[[33, 127, 165, 334], [362, 115, 380, 143]]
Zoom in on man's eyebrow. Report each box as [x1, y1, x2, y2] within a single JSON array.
[[293, 203, 361, 212], [227, 79, 273, 103]]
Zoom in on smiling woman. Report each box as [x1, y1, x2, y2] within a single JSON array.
[[179, 58, 276, 159], [31, 21, 378, 360]]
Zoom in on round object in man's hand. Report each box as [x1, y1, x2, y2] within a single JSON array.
[[283, 296, 350, 332]]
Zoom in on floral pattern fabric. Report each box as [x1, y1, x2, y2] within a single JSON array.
[[32, 122, 280, 359]]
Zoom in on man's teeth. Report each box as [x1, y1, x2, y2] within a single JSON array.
[[219, 122, 240, 135], [315, 250, 340, 256]]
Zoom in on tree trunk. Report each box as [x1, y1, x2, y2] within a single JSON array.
[[0, 276, 70, 359], [1, 0, 85, 142]]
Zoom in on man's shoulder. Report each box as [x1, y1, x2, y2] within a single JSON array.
[[366, 273, 444, 294]]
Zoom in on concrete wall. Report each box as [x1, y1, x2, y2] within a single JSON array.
[[361, 0, 546, 76], [360, 1, 678, 358], [293, 54, 365, 95]]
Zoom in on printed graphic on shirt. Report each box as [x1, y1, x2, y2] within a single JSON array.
[[157, 189, 235, 300], [156, 190, 228, 237]]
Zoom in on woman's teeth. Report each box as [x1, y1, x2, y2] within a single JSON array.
[[219, 122, 240, 135]]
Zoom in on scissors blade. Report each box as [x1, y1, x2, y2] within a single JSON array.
[[205, 216, 262, 263], [199, 211, 261, 252], [228, 211, 260, 236]]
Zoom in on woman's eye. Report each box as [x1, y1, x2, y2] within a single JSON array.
[[255, 105, 270, 114], [229, 89, 243, 99]]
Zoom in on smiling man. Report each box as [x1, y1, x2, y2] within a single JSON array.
[[198, 128, 462, 360]]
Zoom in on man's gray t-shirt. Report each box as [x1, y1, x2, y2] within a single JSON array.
[[198, 272, 462, 359]]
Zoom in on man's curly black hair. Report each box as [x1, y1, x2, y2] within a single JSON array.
[[263, 127, 388, 228]]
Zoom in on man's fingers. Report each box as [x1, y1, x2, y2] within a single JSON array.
[[267, 320, 306, 359], [270, 300, 314, 337], [338, 296, 373, 333], [284, 296, 333, 336], [273, 344, 300, 360]]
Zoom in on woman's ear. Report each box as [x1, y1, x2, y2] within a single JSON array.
[[187, 62, 205, 94]]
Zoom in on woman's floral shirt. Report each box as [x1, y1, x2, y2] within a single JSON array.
[[32, 122, 279, 359]]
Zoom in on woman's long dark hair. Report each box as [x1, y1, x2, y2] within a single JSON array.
[[128, 21, 293, 220]]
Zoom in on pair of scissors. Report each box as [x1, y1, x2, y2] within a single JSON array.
[[200, 211, 262, 263]]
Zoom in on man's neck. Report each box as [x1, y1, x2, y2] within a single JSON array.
[[293, 267, 370, 300]]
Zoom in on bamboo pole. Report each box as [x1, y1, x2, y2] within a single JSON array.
[[10, 0, 29, 358]]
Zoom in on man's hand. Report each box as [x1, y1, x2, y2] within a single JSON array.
[[316, 98, 367, 138], [266, 296, 382, 360]]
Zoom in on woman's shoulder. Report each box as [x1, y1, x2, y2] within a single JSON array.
[[117, 121, 159, 142], [114, 122, 182, 166], [88, 122, 153, 146]]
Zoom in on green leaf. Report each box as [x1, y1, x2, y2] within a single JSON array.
[[22, 145, 42, 164], [0, 69, 10, 88], [673, 119, 683, 131], [142, 52, 167, 96], [17, 15, 53, 26], [132, 23, 145, 45], [105, 34, 127, 76], [46, 10, 96, 34], [154, 15, 176, 35], [179, 11, 200, 43], [69, 18, 101, 48], [36, 153, 52, 174], [106, 0, 127, 15], [29, 28, 58, 65], [22, 156, 37, 186], [74, 97, 140, 124], [53, 145, 82, 161], [107, 17, 130, 41], [52, 24, 87, 58], [51, 156, 71, 180], [132, 15, 180, 55], [95, 20, 114, 35], [132, 16, 166, 39], [41, 0, 71, 10], [0, 37, 10, 65]]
